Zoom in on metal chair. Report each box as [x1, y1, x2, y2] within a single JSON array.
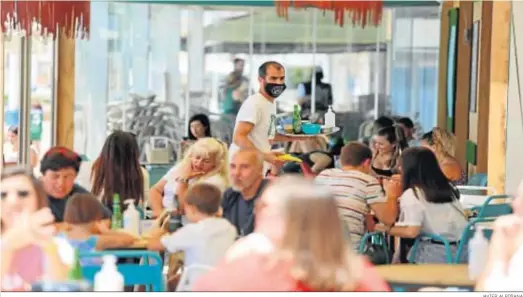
[[471, 195, 512, 219], [467, 173, 488, 187], [80, 250, 165, 292], [407, 233, 454, 264], [358, 231, 390, 264], [454, 217, 495, 263]]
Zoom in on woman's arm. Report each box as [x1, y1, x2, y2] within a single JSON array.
[[386, 225, 421, 238], [440, 161, 462, 182], [175, 181, 190, 213], [149, 179, 167, 218], [309, 153, 332, 173]]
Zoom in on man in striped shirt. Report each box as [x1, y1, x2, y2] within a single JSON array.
[[315, 142, 398, 250]]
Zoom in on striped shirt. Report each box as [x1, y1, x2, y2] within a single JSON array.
[[315, 169, 387, 249]]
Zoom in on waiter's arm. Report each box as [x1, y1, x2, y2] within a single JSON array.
[[233, 121, 257, 150]]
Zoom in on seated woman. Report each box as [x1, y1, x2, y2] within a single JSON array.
[[421, 128, 465, 185], [58, 193, 136, 263], [281, 137, 343, 175], [375, 147, 468, 264], [87, 131, 148, 212], [179, 114, 212, 159], [149, 138, 229, 218], [1, 166, 68, 291], [371, 125, 408, 179], [3, 126, 39, 168]]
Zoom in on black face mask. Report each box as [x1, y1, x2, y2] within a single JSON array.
[[264, 82, 286, 98]]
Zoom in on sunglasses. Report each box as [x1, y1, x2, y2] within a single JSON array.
[[1, 189, 30, 200], [44, 147, 80, 161]]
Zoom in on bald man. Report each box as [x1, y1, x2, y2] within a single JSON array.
[[222, 149, 269, 237]]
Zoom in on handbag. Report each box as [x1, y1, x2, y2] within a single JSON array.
[[361, 232, 390, 265]]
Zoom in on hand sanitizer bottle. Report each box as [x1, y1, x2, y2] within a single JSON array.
[[123, 199, 141, 237], [94, 255, 124, 291], [324, 105, 335, 128], [468, 226, 489, 280]]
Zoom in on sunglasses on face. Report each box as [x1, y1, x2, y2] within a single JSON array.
[[0, 189, 30, 200]]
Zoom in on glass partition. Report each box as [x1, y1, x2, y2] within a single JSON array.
[[72, 3, 441, 162]]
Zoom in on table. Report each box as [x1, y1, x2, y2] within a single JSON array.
[[375, 264, 475, 291]]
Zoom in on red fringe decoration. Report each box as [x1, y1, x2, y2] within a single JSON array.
[[0, 0, 90, 39], [275, 0, 383, 28]]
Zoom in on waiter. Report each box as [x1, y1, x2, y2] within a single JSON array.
[[229, 61, 310, 174]]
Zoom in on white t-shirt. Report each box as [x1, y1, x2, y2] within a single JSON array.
[[162, 164, 228, 209], [228, 92, 276, 171]]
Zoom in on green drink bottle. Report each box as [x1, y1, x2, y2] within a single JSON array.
[[292, 104, 302, 134], [111, 193, 122, 229]]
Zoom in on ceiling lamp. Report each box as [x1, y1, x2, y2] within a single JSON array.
[[0, 1, 90, 39], [275, 0, 383, 27]]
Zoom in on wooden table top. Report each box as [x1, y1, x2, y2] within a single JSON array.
[[375, 264, 475, 287]]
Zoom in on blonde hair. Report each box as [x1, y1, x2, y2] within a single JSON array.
[[264, 176, 362, 291], [430, 127, 456, 158], [181, 137, 229, 187]]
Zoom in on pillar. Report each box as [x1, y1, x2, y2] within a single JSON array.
[[56, 33, 76, 149]]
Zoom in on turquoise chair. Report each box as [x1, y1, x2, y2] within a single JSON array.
[[453, 217, 495, 263], [80, 250, 164, 292], [358, 231, 390, 264], [470, 195, 512, 218], [407, 233, 454, 264], [467, 173, 488, 187]]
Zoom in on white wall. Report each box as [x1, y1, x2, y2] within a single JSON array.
[[505, 1, 523, 193]]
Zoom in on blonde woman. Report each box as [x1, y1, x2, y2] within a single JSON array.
[[194, 176, 390, 291], [420, 127, 465, 185], [148, 137, 229, 218]]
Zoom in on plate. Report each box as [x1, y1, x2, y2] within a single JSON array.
[[276, 126, 340, 137]]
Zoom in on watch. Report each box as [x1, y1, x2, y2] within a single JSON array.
[[176, 176, 190, 184]]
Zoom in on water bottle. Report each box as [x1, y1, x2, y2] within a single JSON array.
[[468, 226, 489, 280], [324, 105, 335, 128]]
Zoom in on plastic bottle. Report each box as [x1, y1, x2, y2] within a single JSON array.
[[324, 105, 336, 128], [123, 199, 140, 236], [94, 255, 124, 292], [111, 193, 122, 229], [292, 104, 302, 134], [468, 226, 489, 280]]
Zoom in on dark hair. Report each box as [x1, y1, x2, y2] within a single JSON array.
[[373, 116, 394, 133], [376, 125, 409, 168], [233, 58, 244, 65], [91, 131, 144, 209], [8, 126, 18, 135], [64, 193, 104, 224], [401, 147, 459, 203], [421, 131, 434, 145], [188, 114, 212, 140], [258, 61, 284, 78], [40, 146, 82, 175], [397, 117, 414, 129], [340, 142, 372, 167], [185, 183, 221, 216]]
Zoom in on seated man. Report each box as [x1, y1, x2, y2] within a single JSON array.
[[222, 149, 269, 237], [314, 142, 399, 250], [39, 146, 111, 223]]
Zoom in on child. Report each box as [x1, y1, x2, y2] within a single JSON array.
[[59, 193, 137, 264], [147, 183, 237, 291]]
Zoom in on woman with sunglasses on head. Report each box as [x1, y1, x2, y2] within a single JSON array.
[[39, 146, 112, 224], [88, 131, 149, 213], [149, 137, 229, 219], [1, 166, 69, 291]]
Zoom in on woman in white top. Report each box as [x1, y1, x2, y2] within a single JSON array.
[[149, 137, 229, 218], [375, 147, 467, 264], [3, 126, 39, 168]]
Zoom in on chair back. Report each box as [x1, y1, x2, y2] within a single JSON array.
[[407, 232, 454, 263], [467, 173, 488, 187], [470, 194, 513, 219], [454, 217, 495, 263], [176, 264, 213, 292], [80, 250, 164, 292]]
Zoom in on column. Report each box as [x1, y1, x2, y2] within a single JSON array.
[[186, 6, 205, 121], [130, 4, 150, 95]]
